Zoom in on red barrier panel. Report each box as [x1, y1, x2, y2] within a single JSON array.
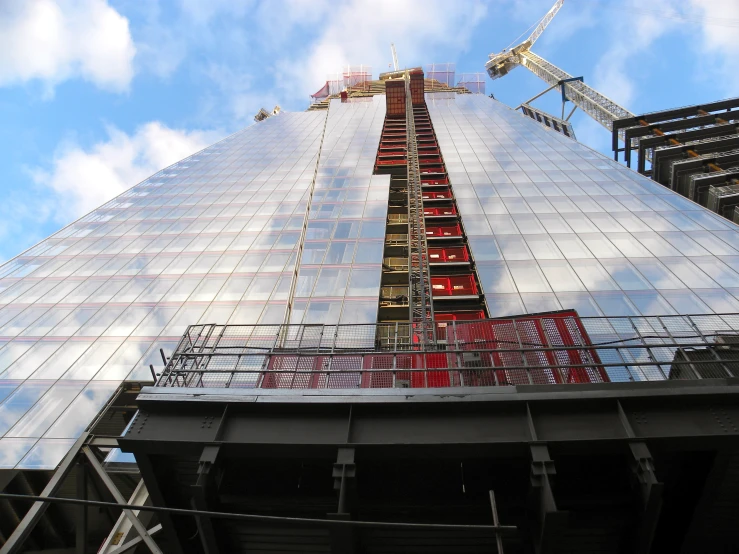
[[421, 177, 449, 185], [431, 275, 478, 296], [435, 311, 486, 322], [428, 246, 469, 263], [423, 206, 457, 216], [426, 224, 462, 237], [422, 189, 452, 200]]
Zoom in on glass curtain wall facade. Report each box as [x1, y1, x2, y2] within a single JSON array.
[[291, 97, 388, 328], [0, 108, 341, 470], [3, 91, 739, 470], [429, 95, 739, 319]]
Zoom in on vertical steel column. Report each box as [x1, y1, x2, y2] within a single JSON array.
[[405, 74, 434, 346]]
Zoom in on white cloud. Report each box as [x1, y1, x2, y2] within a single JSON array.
[[688, 0, 739, 92], [33, 123, 222, 220], [591, 0, 679, 109], [275, 0, 489, 98], [0, 0, 136, 93]]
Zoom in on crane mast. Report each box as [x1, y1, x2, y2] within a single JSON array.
[[391, 43, 400, 71], [486, 0, 635, 141]]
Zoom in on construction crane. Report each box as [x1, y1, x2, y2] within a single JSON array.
[[485, 0, 634, 141], [391, 43, 400, 71]]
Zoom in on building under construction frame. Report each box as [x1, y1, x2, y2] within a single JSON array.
[[612, 98, 739, 222]]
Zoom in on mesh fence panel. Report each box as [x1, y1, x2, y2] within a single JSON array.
[[154, 313, 739, 390]]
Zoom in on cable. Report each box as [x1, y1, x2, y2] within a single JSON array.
[[505, 12, 547, 50], [0, 492, 517, 533]]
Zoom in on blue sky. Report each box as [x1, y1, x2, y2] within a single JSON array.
[[0, 0, 737, 261]]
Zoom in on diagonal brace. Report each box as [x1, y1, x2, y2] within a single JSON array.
[[82, 447, 163, 554]]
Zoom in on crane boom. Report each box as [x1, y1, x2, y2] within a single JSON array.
[[520, 51, 633, 133], [525, 0, 564, 48], [391, 43, 399, 71], [485, 0, 634, 140]]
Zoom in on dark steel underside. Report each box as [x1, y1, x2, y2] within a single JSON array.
[[121, 379, 739, 554]]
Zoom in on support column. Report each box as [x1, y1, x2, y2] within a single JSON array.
[[628, 441, 663, 553], [76, 461, 87, 554], [618, 399, 663, 553], [528, 443, 568, 554], [191, 445, 221, 554], [328, 447, 356, 554], [134, 454, 185, 554]]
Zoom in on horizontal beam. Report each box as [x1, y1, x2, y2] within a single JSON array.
[[120, 381, 739, 457], [614, 98, 739, 131]]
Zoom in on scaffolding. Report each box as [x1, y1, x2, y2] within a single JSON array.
[[457, 73, 486, 94], [425, 63, 455, 88], [311, 66, 373, 103], [342, 65, 372, 89], [405, 72, 435, 345]]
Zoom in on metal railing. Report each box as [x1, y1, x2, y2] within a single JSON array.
[[152, 313, 739, 390]]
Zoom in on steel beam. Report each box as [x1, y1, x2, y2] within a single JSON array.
[[81, 448, 162, 554], [75, 461, 87, 554], [328, 448, 357, 554], [133, 454, 185, 554], [629, 441, 663, 554], [105, 525, 162, 554], [98, 479, 150, 554], [528, 444, 567, 554], [191, 446, 221, 554]]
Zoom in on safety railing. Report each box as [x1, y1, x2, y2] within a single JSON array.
[[152, 311, 739, 390]]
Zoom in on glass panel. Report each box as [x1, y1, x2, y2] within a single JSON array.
[[3, 343, 64, 380], [485, 294, 526, 317], [131, 307, 179, 337], [627, 291, 677, 316], [346, 268, 381, 297], [477, 264, 517, 294], [102, 306, 151, 337], [591, 292, 639, 316], [552, 235, 593, 259], [6, 381, 86, 438], [660, 290, 712, 314], [599, 260, 652, 290], [538, 260, 587, 292], [520, 293, 562, 313], [497, 235, 533, 260], [0, 382, 52, 435], [0, 438, 37, 468], [524, 235, 563, 260], [63, 340, 124, 380], [555, 292, 604, 316], [569, 260, 619, 291], [507, 262, 551, 293], [18, 438, 77, 469], [31, 341, 93, 380], [353, 241, 384, 264]]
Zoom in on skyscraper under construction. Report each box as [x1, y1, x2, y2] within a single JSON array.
[[1, 64, 738, 554]]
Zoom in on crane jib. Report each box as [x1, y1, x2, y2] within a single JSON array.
[[485, 0, 634, 141]]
